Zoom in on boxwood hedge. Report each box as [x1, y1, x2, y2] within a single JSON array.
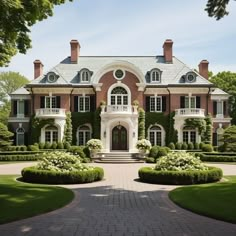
[[21, 166, 104, 184], [138, 166, 222, 185], [0, 155, 41, 161]]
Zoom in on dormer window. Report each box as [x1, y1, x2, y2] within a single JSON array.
[[80, 69, 90, 82], [150, 69, 161, 83], [47, 72, 57, 83], [186, 72, 196, 83]]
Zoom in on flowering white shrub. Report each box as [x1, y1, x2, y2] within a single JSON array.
[[37, 151, 93, 173], [155, 152, 208, 171], [86, 139, 103, 150], [136, 139, 152, 151]]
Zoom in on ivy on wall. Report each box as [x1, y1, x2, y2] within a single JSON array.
[[202, 115, 213, 144], [63, 112, 72, 144], [138, 108, 145, 140]]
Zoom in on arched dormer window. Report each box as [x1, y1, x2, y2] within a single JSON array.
[[150, 69, 161, 83], [80, 69, 91, 83]]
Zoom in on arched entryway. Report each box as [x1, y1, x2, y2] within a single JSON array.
[[112, 125, 128, 150]]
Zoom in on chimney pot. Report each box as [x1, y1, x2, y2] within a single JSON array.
[[163, 39, 173, 63], [33, 60, 43, 79], [198, 60, 209, 80], [70, 39, 80, 63]]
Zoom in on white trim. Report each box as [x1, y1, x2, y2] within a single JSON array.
[[16, 125, 25, 146], [78, 96, 90, 112], [147, 124, 165, 146], [80, 69, 90, 83], [76, 124, 92, 145], [150, 69, 161, 83], [150, 96, 162, 112], [113, 69, 125, 80]]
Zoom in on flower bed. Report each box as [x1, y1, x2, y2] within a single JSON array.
[[21, 151, 104, 184]]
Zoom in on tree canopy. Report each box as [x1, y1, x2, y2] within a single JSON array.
[[0, 0, 73, 67], [0, 122, 13, 150], [210, 71, 236, 124], [205, 0, 235, 20]]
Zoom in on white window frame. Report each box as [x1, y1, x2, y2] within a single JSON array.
[[108, 84, 131, 106], [45, 126, 58, 143], [183, 127, 196, 143], [151, 70, 161, 83], [16, 126, 25, 145], [184, 96, 196, 109], [150, 96, 162, 112], [17, 100, 25, 118], [78, 96, 90, 112], [81, 70, 90, 82], [45, 96, 56, 109], [216, 101, 224, 118], [77, 125, 92, 146]]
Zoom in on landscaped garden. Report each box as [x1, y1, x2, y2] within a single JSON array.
[[0, 175, 74, 224]]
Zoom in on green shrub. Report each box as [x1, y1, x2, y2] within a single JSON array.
[[188, 142, 194, 150], [64, 142, 71, 150], [27, 145, 39, 151], [69, 146, 86, 159], [157, 147, 170, 158], [181, 142, 188, 150], [199, 154, 236, 162], [6, 146, 16, 151], [39, 142, 45, 149], [145, 157, 155, 163], [21, 166, 104, 184], [83, 146, 90, 158], [0, 154, 40, 161], [149, 146, 160, 158], [199, 142, 204, 149], [44, 142, 51, 149], [138, 166, 222, 185], [218, 144, 226, 152], [51, 142, 57, 149], [194, 143, 200, 150], [168, 142, 175, 150], [175, 142, 182, 150], [202, 144, 213, 152], [57, 142, 64, 149]]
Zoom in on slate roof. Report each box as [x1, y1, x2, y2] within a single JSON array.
[[10, 87, 30, 95], [210, 88, 229, 95], [26, 56, 213, 87]]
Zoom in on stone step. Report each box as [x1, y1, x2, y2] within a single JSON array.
[[94, 159, 144, 164]]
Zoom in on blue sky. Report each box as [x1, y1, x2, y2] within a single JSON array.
[[1, 0, 236, 80]]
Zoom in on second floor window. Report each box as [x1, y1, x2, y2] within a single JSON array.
[[45, 96, 56, 108], [13, 100, 29, 117], [150, 96, 162, 112], [78, 96, 90, 112], [40, 96, 60, 109], [180, 96, 201, 109]]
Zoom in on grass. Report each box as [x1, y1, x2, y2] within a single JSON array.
[[169, 176, 236, 223], [0, 175, 74, 224]]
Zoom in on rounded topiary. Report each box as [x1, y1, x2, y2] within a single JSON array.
[[44, 142, 51, 149], [202, 144, 213, 152], [28, 145, 39, 151], [157, 147, 170, 158], [149, 146, 160, 158], [145, 157, 155, 163], [194, 143, 200, 150], [199, 142, 205, 149], [188, 142, 194, 150], [39, 142, 45, 149], [175, 142, 182, 150], [168, 142, 175, 150], [57, 142, 64, 149], [51, 142, 57, 149], [181, 142, 188, 150], [64, 142, 71, 150]]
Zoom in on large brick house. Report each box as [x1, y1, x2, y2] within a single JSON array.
[[8, 39, 231, 153]]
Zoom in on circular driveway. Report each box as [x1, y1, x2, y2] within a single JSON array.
[[0, 163, 236, 236]]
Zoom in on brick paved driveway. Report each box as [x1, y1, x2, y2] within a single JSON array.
[[0, 163, 236, 236]]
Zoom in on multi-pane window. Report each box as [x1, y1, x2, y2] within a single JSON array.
[[45, 96, 56, 108], [184, 96, 196, 109], [78, 96, 90, 112], [17, 100, 25, 118], [16, 127, 25, 145], [110, 87, 128, 105], [183, 127, 196, 143], [45, 126, 58, 143], [151, 70, 160, 82], [149, 126, 162, 146], [217, 101, 223, 116], [78, 125, 91, 145], [150, 96, 162, 112], [81, 70, 90, 82]]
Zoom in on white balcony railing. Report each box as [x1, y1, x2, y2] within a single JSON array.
[[35, 108, 66, 118], [175, 108, 205, 117], [101, 105, 138, 114]]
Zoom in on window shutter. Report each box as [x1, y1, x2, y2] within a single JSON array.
[[213, 101, 217, 115], [162, 96, 166, 112], [56, 96, 61, 108], [24, 132, 28, 146], [223, 101, 227, 116], [180, 96, 185, 108], [90, 95, 96, 112], [13, 101, 17, 115], [213, 133, 217, 146], [196, 96, 201, 108], [40, 96, 45, 108], [146, 96, 150, 112], [24, 100, 29, 115], [74, 96, 78, 112]]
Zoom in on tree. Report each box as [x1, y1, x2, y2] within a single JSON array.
[[0, 122, 13, 150], [221, 125, 236, 151], [0, 101, 11, 125], [0, 0, 73, 66], [205, 0, 235, 20], [0, 71, 29, 102], [210, 71, 236, 124], [63, 112, 72, 144]]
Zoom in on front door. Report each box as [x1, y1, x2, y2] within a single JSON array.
[[112, 126, 127, 150]]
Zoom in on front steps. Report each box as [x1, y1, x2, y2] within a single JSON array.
[[94, 152, 145, 164]]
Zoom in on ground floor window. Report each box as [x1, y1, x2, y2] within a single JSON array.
[[183, 127, 196, 143], [149, 125, 163, 146], [45, 126, 58, 143], [78, 125, 91, 146], [16, 126, 25, 145]]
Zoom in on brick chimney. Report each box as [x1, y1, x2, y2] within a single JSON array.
[[70, 39, 80, 63], [33, 60, 43, 79], [198, 60, 209, 80], [163, 39, 173, 63]]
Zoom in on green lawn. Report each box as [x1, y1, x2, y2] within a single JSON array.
[[0, 175, 74, 224], [169, 176, 236, 223]]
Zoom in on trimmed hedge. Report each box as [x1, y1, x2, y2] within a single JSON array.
[[0, 155, 40, 161], [21, 166, 104, 184], [138, 166, 222, 185], [199, 154, 236, 162]]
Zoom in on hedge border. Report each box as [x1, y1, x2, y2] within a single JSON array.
[[21, 166, 104, 184], [0, 155, 41, 161], [138, 166, 222, 185]]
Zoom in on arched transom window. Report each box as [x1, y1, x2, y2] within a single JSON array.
[[149, 125, 163, 146], [110, 86, 128, 105], [78, 125, 91, 146]]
